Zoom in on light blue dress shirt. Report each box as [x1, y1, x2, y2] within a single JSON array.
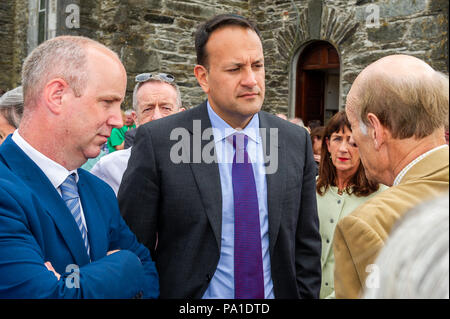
[[202, 101, 274, 299]]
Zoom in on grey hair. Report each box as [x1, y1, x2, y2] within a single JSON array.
[[132, 75, 182, 111], [364, 193, 449, 299], [0, 86, 24, 128], [21, 35, 116, 108]]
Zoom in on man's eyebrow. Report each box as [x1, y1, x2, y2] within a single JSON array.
[[227, 59, 264, 67], [97, 94, 122, 101]]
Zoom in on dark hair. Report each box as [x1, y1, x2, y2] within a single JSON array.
[[194, 14, 261, 67], [308, 119, 322, 130], [316, 110, 380, 197], [310, 126, 324, 145]]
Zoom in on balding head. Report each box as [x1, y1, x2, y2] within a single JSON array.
[[21, 36, 121, 110], [347, 54, 448, 139]]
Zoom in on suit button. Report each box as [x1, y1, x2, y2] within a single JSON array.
[[206, 274, 212, 282], [330, 218, 334, 223], [326, 239, 330, 244], [337, 200, 341, 204], [325, 282, 328, 286]]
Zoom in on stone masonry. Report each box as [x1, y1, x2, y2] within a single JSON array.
[[0, 0, 448, 114]]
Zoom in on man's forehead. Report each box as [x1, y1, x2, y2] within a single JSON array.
[[137, 81, 177, 96]]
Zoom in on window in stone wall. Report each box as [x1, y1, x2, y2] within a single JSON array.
[[28, 0, 58, 53], [38, 0, 46, 44]]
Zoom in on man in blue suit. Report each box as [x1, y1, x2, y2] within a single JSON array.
[[0, 35, 159, 298]]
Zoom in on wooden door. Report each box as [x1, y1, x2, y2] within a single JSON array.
[[295, 41, 340, 126]]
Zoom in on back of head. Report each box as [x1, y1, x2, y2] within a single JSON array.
[[21, 35, 114, 110], [195, 13, 261, 68], [354, 55, 449, 139], [364, 193, 449, 299], [0, 86, 23, 128]]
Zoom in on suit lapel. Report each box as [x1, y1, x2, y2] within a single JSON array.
[[0, 137, 90, 266], [77, 170, 108, 261], [259, 112, 285, 256], [185, 102, 223, 250]]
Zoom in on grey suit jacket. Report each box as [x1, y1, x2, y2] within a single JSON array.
[[118, 101, 321, 299], [124, 127, 136, 149]]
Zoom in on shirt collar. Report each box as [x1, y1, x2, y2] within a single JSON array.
[[393, 144, 449, 186], [12, 130, 79, 189], [206, 100, 260, 145]]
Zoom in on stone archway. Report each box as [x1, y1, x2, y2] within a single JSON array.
[[295, 41, 340, 126]]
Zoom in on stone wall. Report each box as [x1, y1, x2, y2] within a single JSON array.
[[0, 0, 448, 114], [78, 0, 250, 109], [249, 0, 448, 114], [0, 0, 28, 92]]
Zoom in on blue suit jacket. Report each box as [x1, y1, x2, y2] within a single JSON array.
[[0, 136, 159, 298]]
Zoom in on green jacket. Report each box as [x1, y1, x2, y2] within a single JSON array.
[[317, 184, 388, 299]]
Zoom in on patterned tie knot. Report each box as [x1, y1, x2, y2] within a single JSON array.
[[231, 133, 248, 151], [60, 174, 79, 200]]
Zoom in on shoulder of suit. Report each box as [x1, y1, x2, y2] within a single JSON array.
[[338, 180, 444, 241]]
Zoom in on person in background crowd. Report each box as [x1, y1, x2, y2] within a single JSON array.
[[275, 113, 287, 120], [0, 86, 23, 145], [0, 35, 159, 298], [334, 54, 449, 298], [364, 193, 449, 299], [310, 125, 324, 173], [91, 72, 184, 195], [107, 109, 135, 153], [315, 110, 387, 299], [119, 13, 321, 299], [307, 119, 322, 131]]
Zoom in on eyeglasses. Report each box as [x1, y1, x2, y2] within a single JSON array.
[[135, 73, 175, 83]]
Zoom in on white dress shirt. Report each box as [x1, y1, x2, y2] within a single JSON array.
[[11, 130, 88, 230], [90, 147, 132, 196]]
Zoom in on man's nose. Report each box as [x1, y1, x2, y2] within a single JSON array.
[[152, 106, 162, 120], [108, 107, 124, 128], [241, 68, 257, 88]]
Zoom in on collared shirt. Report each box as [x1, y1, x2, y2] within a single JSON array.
[[12, 130, 88, 231], [393, 144, 449, 186], [202, 101, 274, 299], [90, 147, 132, 196]]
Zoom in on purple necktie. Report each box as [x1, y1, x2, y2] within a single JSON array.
[[230, 133, 264, 299]]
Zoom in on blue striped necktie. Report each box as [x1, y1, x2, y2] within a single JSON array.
[[60, 173, 90, 256], [230, 133, 264, 299]]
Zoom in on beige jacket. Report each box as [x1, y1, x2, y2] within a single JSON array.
[[333, 146, 449, 299]]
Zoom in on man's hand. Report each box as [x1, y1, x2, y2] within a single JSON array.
[[107, 249, 120, 256], [45, 262, 61, 280]]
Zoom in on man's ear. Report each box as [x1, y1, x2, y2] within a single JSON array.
[[194, 64, 209, 94], [366, 112, 385, 150], [43, 78, 69, 115]]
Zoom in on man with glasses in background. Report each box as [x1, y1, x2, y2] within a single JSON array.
[[91, 73, 184, 195]]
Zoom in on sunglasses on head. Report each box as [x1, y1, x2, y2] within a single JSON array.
[[135, 73, 175, 83]]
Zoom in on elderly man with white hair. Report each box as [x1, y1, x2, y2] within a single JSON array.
[[0, 86, 23, 144], [90, 73, 184, 195], [333, 54, 449, 299]]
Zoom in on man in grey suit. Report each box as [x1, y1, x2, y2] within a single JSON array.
[[118, 14, 321, 299]]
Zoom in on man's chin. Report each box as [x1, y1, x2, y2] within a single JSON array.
[[84, 147, 102, 160]]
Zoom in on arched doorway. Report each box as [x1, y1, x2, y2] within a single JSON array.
[[295, 41, 340, 126]]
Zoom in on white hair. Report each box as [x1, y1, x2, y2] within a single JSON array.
[[0, 86, 23, 128], [364, 193, 449, 299], [359, 118, 368, 135]]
